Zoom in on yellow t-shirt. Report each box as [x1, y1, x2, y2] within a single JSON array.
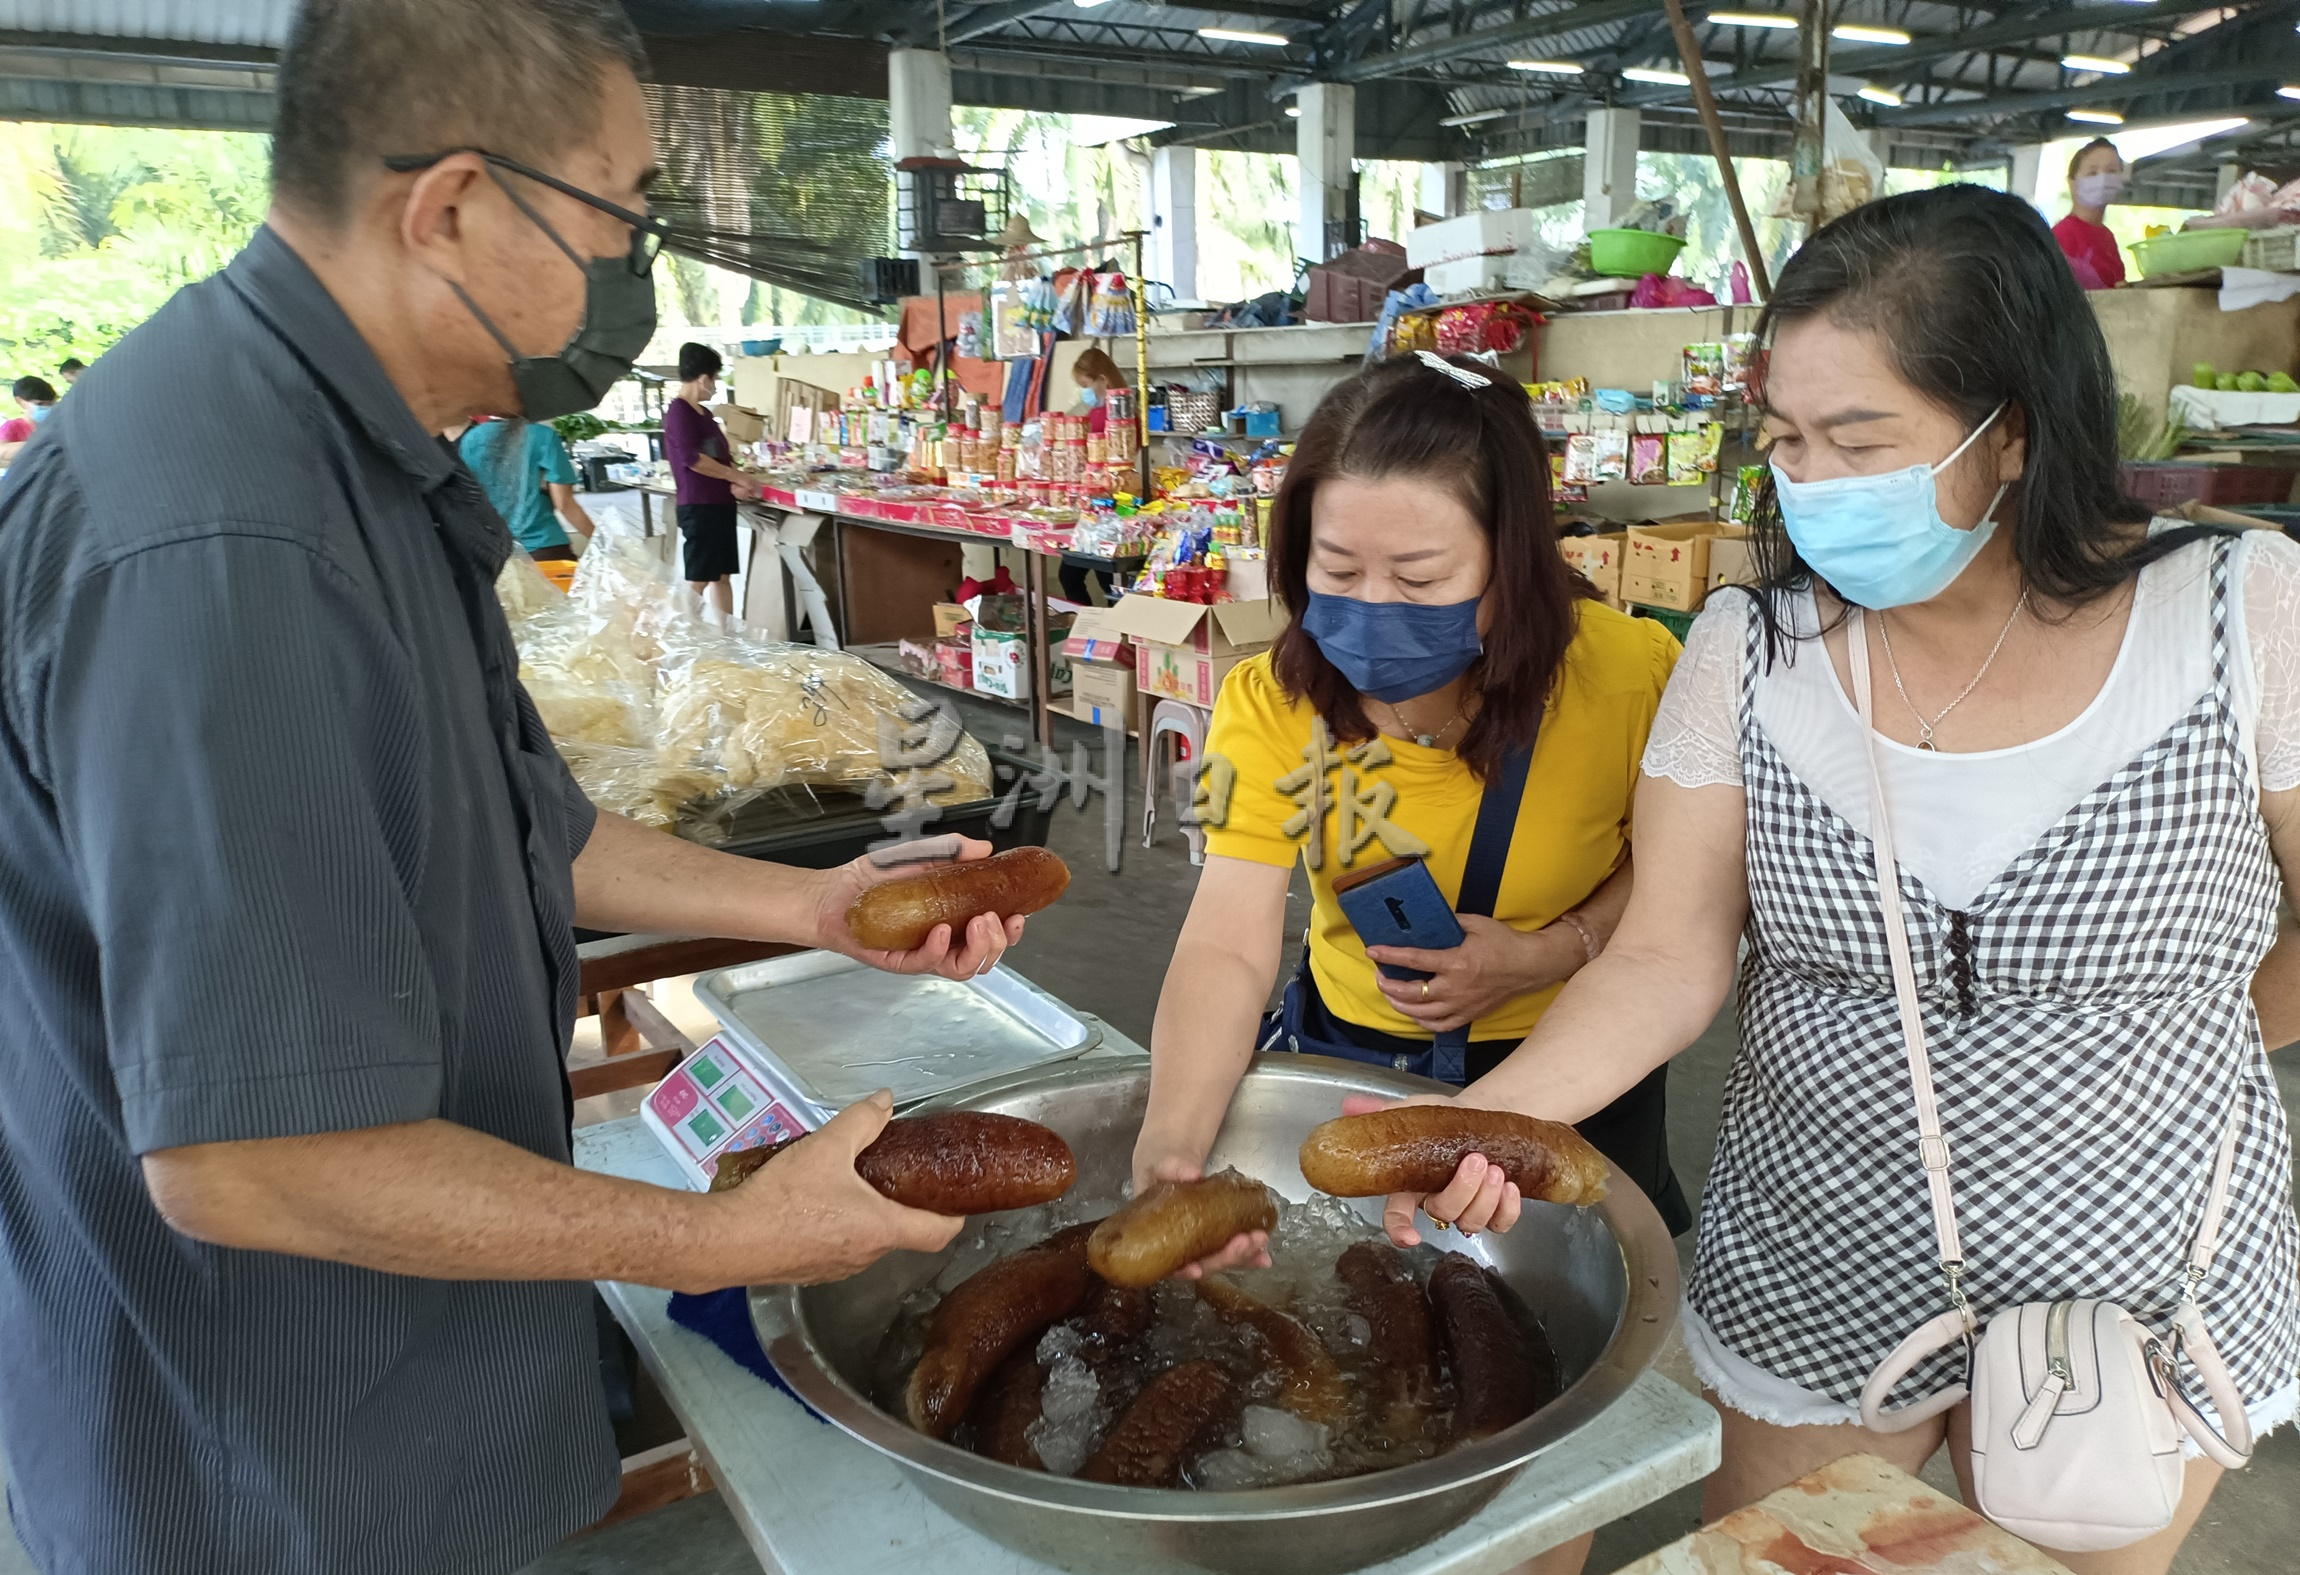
[[1200, 602, 1680, 1041]]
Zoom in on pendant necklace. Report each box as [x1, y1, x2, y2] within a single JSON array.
[[1384, 695, 1470, 749], [1876, 590, 2029, 751]]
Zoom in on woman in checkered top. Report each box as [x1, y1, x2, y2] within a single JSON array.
[[1374, 185, 2300, 1575]]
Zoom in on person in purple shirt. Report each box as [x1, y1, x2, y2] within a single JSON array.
[[662, 341, 755, 617]]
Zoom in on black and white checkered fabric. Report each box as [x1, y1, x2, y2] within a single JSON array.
[[1691, 540, 2300, 1415]]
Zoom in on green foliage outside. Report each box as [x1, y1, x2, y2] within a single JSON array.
[[0, 123, 270, 377]]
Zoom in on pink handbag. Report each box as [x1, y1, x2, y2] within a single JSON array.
[[1843, 611, 2252, 1553]]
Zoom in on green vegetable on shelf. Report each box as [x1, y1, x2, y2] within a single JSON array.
[[2195, 363, 2217, 388], [2237, 371, 2268, 393], [2270, 372, 2299, 394], [2217, 374, 2240, 391]]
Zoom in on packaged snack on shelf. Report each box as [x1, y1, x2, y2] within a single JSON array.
[[1731, 464, 1767, 522], [1591, 428, 1630, 483], [1561, 432, 1600, 485], [1665, 430, 1705, 486], [1697, 422, 1723, 474], [1682, 342, 1725, 397], [1723, 333, 1758, 395], [1631, 433, 1667, 485]]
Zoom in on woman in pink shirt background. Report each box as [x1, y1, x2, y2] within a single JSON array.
[[2053, 137, 2128, 290], [0, 376, 58, 464]]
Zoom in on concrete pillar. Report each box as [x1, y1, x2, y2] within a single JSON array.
[[1418, 161, 1466, 219], [1148, 146, 1199, 302], [888, 48, 952, 161], [2217, 162, 2242, 201], [1296, 82, 1357, 263], [2006, 143, 2044, 210], [1583, 107, 1640, 230]]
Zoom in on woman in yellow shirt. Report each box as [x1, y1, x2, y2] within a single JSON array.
[[1132, 351, 1691, 1278]]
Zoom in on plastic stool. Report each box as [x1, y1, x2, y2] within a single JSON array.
[[1141, 698, 1211, 864]]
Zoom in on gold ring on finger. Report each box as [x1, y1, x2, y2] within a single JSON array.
[[1420, 979, 1431, 1001]]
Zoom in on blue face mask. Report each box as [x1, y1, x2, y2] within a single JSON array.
[[1300, 591, 1483, 705], [1773, 405, 2010, 610], [25, 403, 50, 424], [1080, 388, 1102, 408]]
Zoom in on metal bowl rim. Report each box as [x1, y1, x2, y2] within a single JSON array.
[[750, 1054, 1679, 1521]]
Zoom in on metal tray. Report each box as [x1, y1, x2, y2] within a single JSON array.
[[690, 953, 1102, 1118]]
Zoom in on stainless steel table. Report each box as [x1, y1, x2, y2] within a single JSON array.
[[573, 999, 1719, 1575]]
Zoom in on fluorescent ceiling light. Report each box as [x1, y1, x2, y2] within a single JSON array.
[[1857, 83, 1903, 105], [1623, 67, 1692, 85], [2282, 85, 2300, 100], [1439, 107, 1510, 127], [1507, 58, 1586, 74], [2107, 117, 2248, 160], [1198, 26, 1290, 46], [1711, 11, 1796, 27], [2062, 53, 2132, 74], [1176, 85, 1221, 98], [1834, 24, 1911, 44], [1284, 105, 1302, 117], [2066, 108, 2125, 124], [1073, 0, 1113, 7]]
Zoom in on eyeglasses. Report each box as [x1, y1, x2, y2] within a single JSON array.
[[382, 148, 667, 274]]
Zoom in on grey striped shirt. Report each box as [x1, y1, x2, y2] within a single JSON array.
[[0, 228, 618, 1572]]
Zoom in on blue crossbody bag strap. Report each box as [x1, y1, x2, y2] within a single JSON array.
[[1430, 744, 1532, 1082]]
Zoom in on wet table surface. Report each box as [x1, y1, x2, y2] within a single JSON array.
[[574, 996, 1721, 1575]]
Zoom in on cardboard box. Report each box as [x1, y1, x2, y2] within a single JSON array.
[[1061, 605, 1130, 664], [713, 402, 766, 446], [1102, 595, 1286, 709], [1705, 533, 1756, 598], [1558, 530, 1627, 608], [971, 628, 1030, 700], [1621, 522, 1743, 613], [1071, 660, 1137, 728], [933, 601, 972, 638]]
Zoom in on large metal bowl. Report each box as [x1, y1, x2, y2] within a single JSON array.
[[751, 1055, 1678, 1575]]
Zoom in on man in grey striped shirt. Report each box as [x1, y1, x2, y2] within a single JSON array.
[[0, 3, 1028, 1571]]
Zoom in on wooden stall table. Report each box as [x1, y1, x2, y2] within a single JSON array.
[[1608, 1453, 2075, 1575], [571, 932, 799, 1101]]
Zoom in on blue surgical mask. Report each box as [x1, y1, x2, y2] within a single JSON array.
[[25, 404, 50, 424], [1773, 405, 2011, 609], [1080, 388, 1102, 408], [1300, 591, 1483, 705]]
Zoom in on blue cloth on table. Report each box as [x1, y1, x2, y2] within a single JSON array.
[[666, 1288, 827, 1424]]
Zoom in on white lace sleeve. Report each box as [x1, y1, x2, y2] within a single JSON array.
[[2240, 530, 2300, 793], [1641, 596, 1747, 787]]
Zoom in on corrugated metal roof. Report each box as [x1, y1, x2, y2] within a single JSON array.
[[0, 0, 292, 49]]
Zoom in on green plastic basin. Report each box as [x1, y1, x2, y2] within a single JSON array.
[[2128, 229, 2245, 279], [1589, 227, 1688, 278]]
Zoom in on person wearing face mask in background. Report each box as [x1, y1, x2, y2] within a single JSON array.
[[2054, 137, 2129, 290], [663, 339, 758, 618], [0, 374, 57, 464], [1132, 361, 1691, 1575], [1071, 343, 1128, 437], [0, 3, 1034, 1571], [1410, 185, 2298, 1575]]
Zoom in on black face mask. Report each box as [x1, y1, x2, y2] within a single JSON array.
[[385, 149, 663, 421]]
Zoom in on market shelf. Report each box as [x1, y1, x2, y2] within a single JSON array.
[[848, 641, 1031, 711]]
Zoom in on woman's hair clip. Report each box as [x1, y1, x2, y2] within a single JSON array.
[[1415, 349, 1492, 390]]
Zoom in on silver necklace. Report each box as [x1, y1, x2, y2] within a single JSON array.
[[1384, 695, 1469, 748], [1875, 590, 2029, 751]]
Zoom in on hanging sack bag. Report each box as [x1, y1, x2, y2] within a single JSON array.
[[1843, 609, 2253, 1553]]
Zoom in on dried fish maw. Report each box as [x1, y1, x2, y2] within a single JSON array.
[[1299, 1106, 1608, 1206], [1080, 1361, 1236, 1487], [1088, 1172, 1279, 1288]]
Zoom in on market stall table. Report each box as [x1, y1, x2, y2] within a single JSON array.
[[572, 997, 1721, 1575]]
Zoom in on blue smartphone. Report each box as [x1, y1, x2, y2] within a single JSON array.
[[1332, 856, 1465, 981]]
